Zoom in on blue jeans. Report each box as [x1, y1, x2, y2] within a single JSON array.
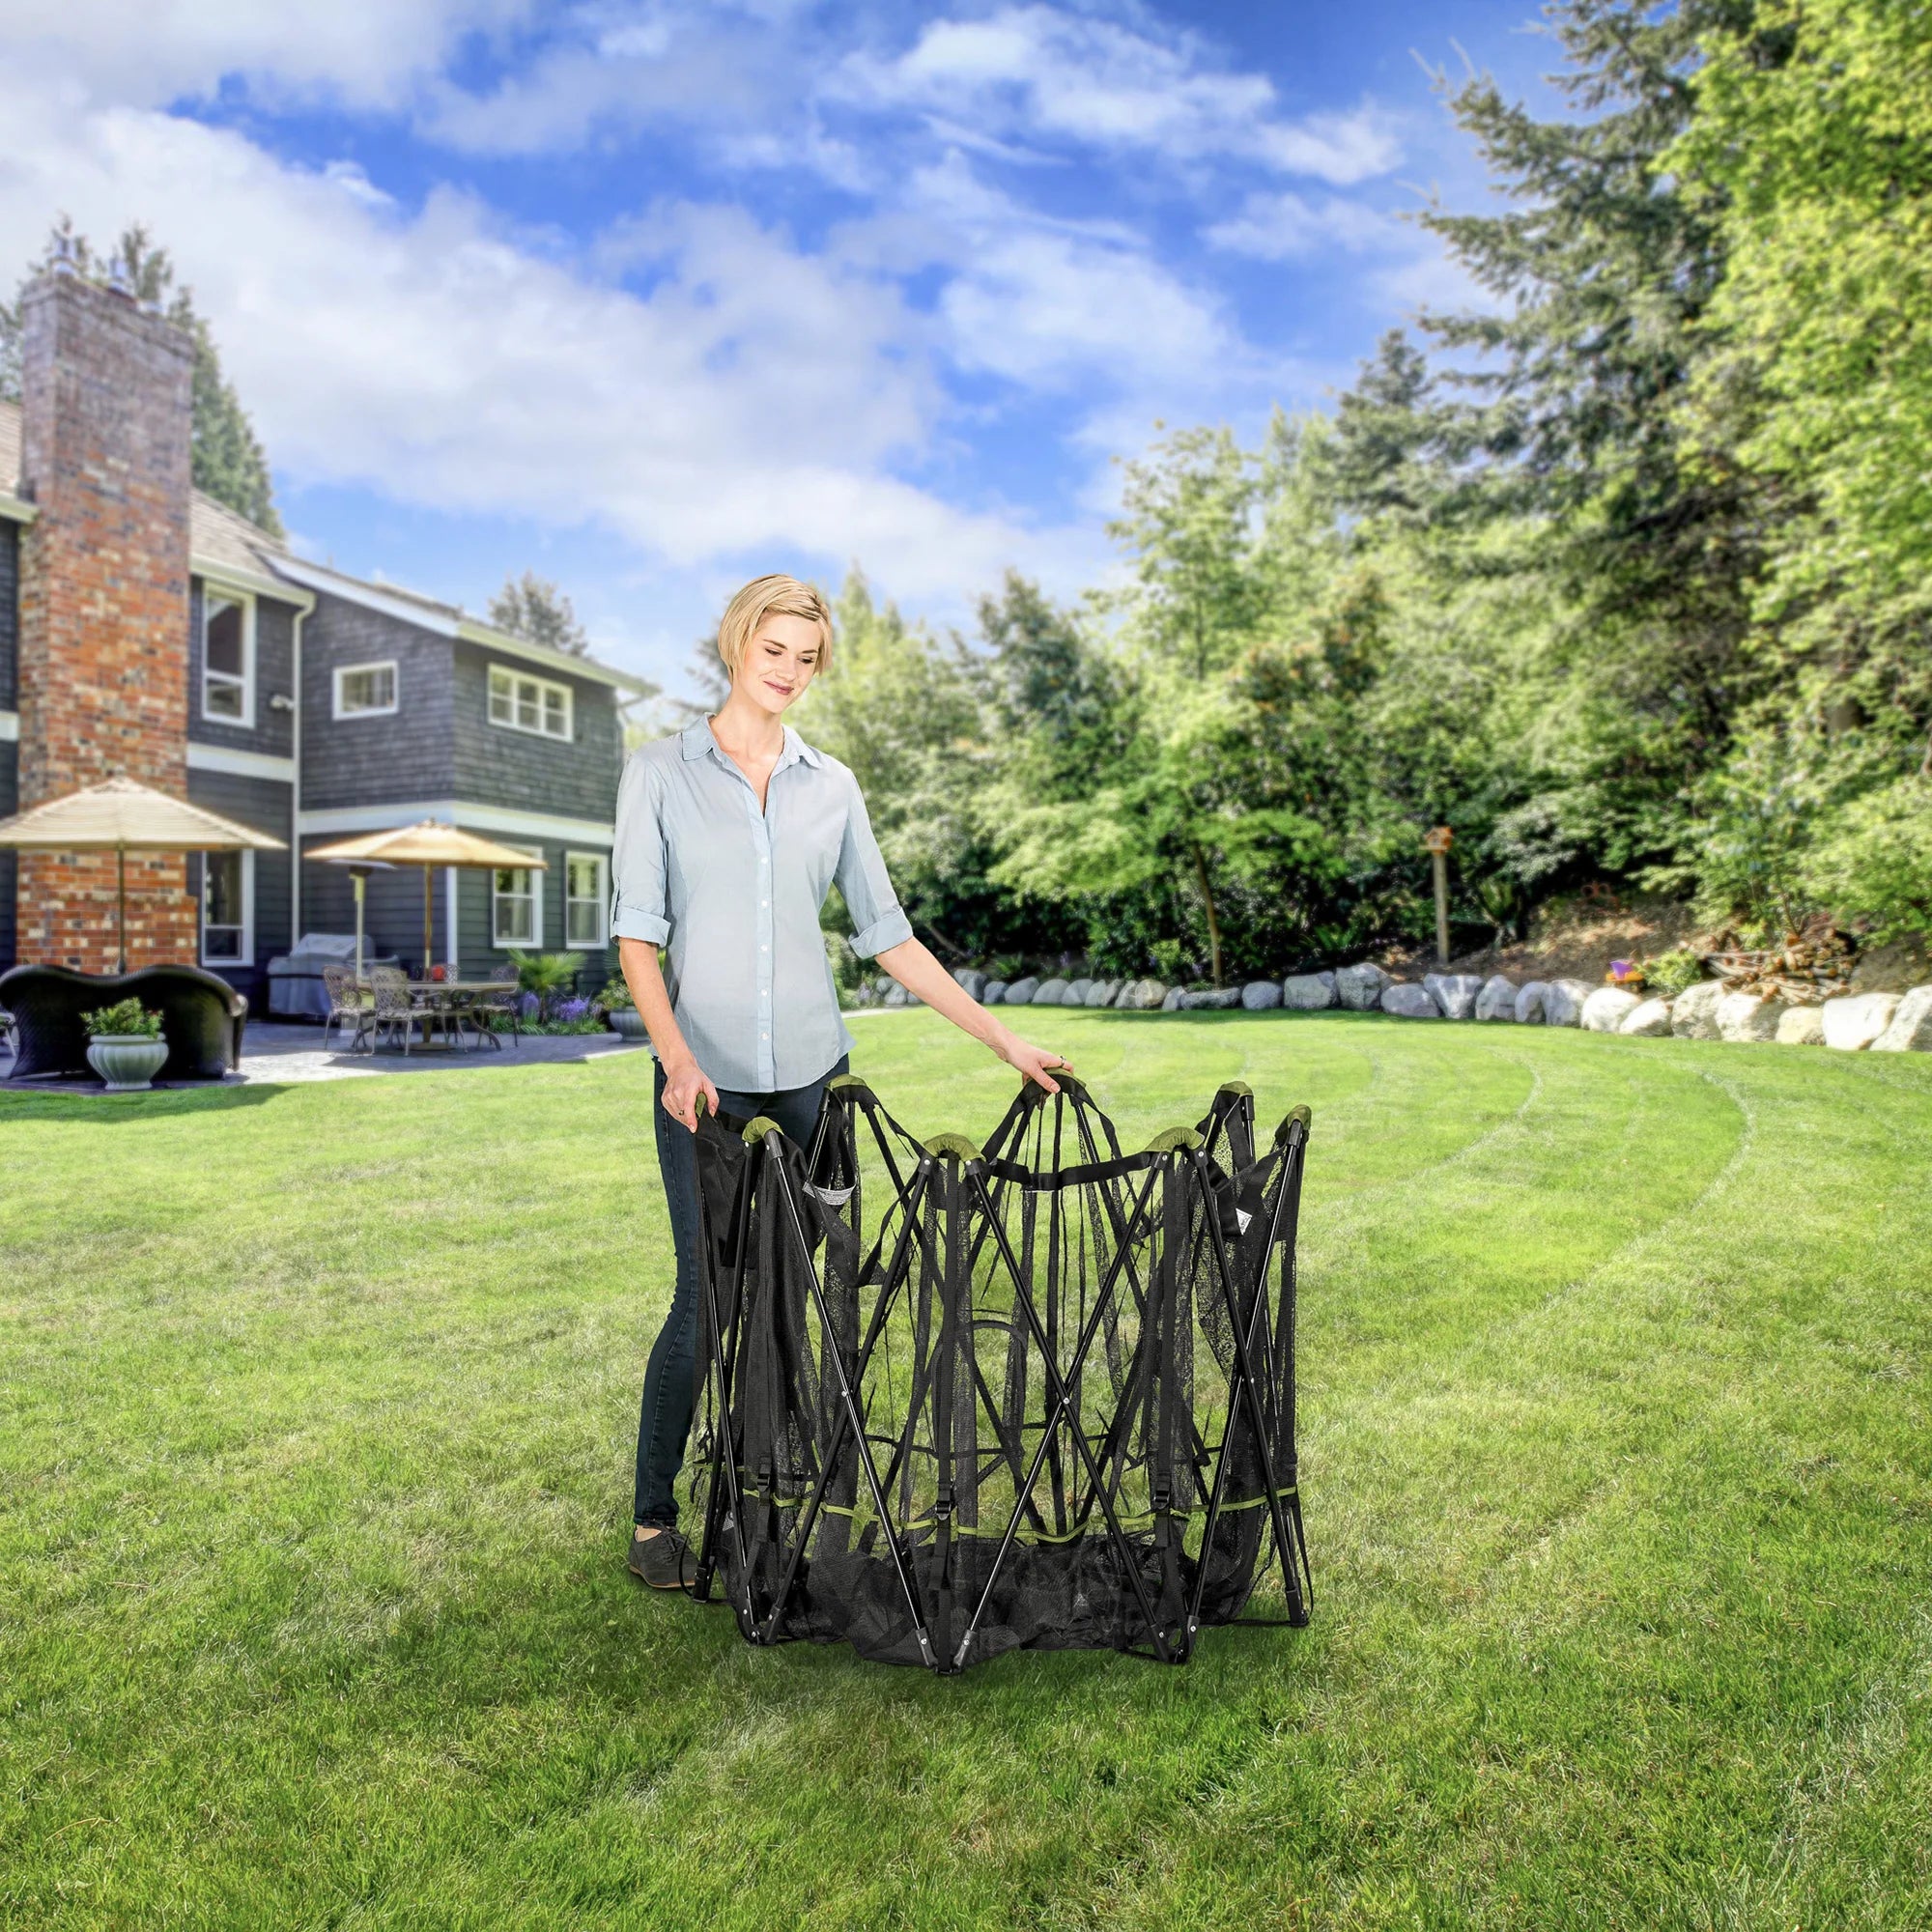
[[633, 1054, 848, 1528]]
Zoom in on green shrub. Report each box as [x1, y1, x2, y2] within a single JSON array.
[[1800, 777, 1932, 944], [1642, 949, 1705, 998], [506, 951, 583, 1017], [81, 1000, 162, 1039]]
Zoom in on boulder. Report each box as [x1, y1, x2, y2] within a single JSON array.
[[952, 967, 988, 1003], [1241, 980, 1284, 1010], [1670, 980, 1725, 1040], [1581, 986, 1642, 1034], [1619, 997, 1673, 1037], [1063, 978, 1093, 1007], [1380, 982, 1439, 1019], [1776, 1006, 1825, 1046], [1717, 990, 1786, 1043], [1181, 986, 1241, 1010], [1872, 984, 1932, 1053], [1119, 979, 1166, 1010], [1005, 976, 1040, 1008], [1474, 974, 1518, 1022], [982, 980, 1009, 1006], [1281, 973, 1335, 1010], [1822, 991, 1900, 1052], [1161, 985, 1186, 1011], [1032, 978, 1069, 1007], [1279, 973, 1334, 1010], [1541, 980, 1594, 1028], [884, 983, 911, 1009], [1084, 980, 1119, 1008], [1335, 961, 1390, 1010], [1424, 972, 1484, 1021], [1514, 980, 1550, 1025]]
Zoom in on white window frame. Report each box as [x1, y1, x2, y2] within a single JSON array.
[[200, 848, 255, 967], [332, 659, 400, 720], [200, 588, 257, 728], [488, 664, 574, 742], [564, 850, 609, 949], [491, 844, 545, 950]]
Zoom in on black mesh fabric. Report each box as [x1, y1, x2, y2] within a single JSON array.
[[683, 1074, 1313, 1672]]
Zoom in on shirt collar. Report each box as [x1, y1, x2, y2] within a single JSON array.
[[680, 718, 823, 770]]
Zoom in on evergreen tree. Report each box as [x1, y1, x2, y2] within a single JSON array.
[[488, 571, 591, 656], [1418, 0, 1773, 871], [1, 218, 283, 537]]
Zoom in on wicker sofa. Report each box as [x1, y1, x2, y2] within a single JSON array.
[[0, 963, 247, 1082]]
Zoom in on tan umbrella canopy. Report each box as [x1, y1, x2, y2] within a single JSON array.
[[0, 777, 288, 972], [306, 821, 549, 978]]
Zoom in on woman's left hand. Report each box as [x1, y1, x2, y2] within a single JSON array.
[[999, 1037, 1068, 1094]]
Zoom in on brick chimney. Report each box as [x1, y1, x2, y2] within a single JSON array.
[[15, 268, 197, 970]]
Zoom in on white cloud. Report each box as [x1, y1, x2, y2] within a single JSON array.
[[907, 158, 1233, 392], [0, 75, 1072, 604], [0, 0, 525, 109], [839, 5, 1401, 185], [417, 6, 785, 158], [1205, 189, 1405, 261]]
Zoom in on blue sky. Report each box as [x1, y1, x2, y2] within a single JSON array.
[[0, 1, 1561, 698]]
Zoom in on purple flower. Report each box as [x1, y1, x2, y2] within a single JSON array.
[[554, 997, 591, 1022], [520, 992, 540, 1018]]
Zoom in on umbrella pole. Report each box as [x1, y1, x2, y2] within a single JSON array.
[[117, 845, 128, 975], [422, 865, 433, 979], [353, 872, 367, 981]]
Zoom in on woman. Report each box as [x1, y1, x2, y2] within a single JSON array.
[[613, 573, 1067, 1588]]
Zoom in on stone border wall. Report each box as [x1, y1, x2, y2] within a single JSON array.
[[843, 965, 1932, 1056]]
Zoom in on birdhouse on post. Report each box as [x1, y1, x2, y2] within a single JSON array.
[[1423, 826, 1453, 965]]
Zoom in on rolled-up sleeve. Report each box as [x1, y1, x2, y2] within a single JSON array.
[[837, 774, 914, 958], [611, 753, 671, 946]]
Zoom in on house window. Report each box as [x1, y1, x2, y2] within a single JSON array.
[[334, 661, 398, 719], [202, 849, 253, 965], [565, 852, 609, 948], [492, 846, 544, 949], [202, 592, 255, 724], [488, 665, 573, 741]]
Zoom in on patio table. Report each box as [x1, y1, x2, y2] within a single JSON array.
[[360, 980, 512, 1052]]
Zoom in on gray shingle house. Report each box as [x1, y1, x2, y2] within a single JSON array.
[[0, 270, 648, 1010]]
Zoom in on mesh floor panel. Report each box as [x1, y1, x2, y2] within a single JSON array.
[[683, 1073, 1312, 1672]]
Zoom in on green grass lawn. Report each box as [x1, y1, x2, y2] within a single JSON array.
[[4, 1012, 1930, 1929]]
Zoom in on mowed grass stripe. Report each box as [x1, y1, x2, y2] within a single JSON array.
[[1, 1012, 1928, 1929]]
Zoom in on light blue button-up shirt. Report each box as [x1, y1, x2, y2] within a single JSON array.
[[611, 719, 914, 1093]]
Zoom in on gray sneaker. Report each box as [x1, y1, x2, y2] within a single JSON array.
[[627, 1527, 692, 1591]]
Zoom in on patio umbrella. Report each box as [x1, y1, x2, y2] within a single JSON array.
[[0, 777, 288, 972], [306, 821, 549, 979]]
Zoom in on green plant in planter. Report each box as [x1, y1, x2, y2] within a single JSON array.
[[81, 1000, 169, 1093], [594, 975, 635, 1012], [82, 999, 162, 1039]]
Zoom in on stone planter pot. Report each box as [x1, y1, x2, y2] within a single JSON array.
[[86, 1035, 168, 1093], [608, 1007, 648, 1041]]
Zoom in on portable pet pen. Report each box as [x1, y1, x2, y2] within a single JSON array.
[[683, 1073, 1312, 1673]]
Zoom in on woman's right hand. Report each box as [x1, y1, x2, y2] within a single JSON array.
[[660, 1054, 720, 1131]]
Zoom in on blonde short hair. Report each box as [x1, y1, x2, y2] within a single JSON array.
[[716, 574, 834, 676]]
